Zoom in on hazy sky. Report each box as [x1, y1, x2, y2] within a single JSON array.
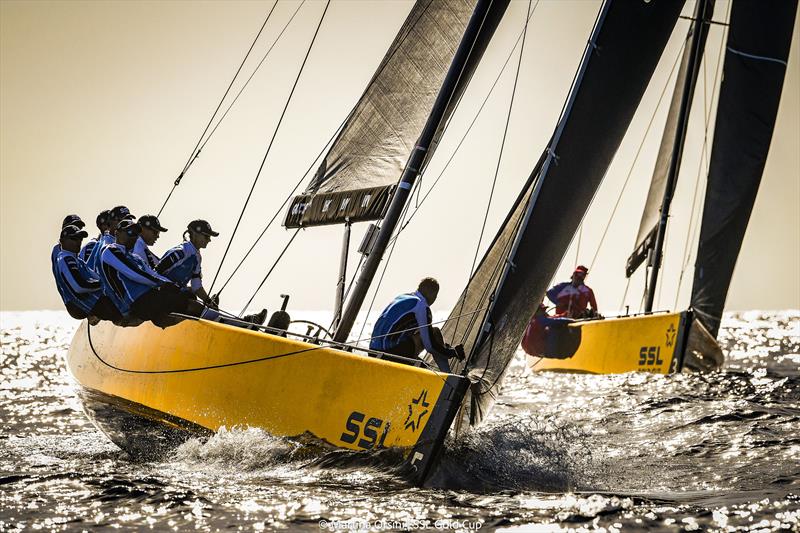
[[1, 0, 798, 318]]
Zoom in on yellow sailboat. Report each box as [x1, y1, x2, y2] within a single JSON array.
[[525, 0, 795, 375], [65, 0, 789, 484]]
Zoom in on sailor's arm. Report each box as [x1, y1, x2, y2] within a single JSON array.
[[587, 287, 598, 311], [414, 305, 458, 358], [60, 257, 101, 293], [104, 248, 171, 287]]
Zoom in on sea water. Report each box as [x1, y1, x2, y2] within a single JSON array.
[[0, 310, 798, 531]]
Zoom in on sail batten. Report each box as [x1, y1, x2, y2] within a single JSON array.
[[690, 0, 798, 337], [284, 0, 505, 229], [442, 0, 685, 428]]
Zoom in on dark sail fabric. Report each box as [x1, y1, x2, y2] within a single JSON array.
[[441, 0, 683, 427], [285, 0, 509, 228], [690, 0, 797, 337], [626, 0, 715, 278]]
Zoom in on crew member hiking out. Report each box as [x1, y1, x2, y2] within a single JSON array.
[[53, 224, 122, 323], [370, 277, 464, 373], [546, 265, 598, 318], [133, 214, 166, 269], [86, 205, 133, 272], [79, 210, 111, 263], [157, 219, 267, 325], [52, 214, 84, 277]]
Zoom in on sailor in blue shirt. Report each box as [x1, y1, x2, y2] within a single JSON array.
[[52, 214, 84, 277], [53, 224, 122, 322], [133, 215, 167, 269], [79, 210, 111, 263], [156, 219, 220, 310], [370, 277, 464, 372], [102, 220, 265, 328], [86, 205, 133, 273]]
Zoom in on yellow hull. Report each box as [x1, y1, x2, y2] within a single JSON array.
[[528, 311, 722, 374], [67, 318, 467, 483]]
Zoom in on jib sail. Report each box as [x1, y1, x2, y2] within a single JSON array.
[[626, 0, 715, 279], [442, 0, 684, 427], [690, 0, 798, 337], [284, 0, 507, 228]]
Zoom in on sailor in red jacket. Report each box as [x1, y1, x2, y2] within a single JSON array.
[[546, 265, 598, 318]]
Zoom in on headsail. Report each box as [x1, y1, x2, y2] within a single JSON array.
[[626, 0, 715, 279], [690, 0, 798, 337], [442, 0, 684, 427], [284, 0, 507, 228]]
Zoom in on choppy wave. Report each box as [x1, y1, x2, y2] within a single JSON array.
[[1, 310, 798, 531]]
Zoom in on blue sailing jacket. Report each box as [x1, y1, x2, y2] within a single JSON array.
[[370, 291, 438, 354], [156, 241, 202, 292], [98, 243, 172, 316], [53, 250, 102, 315], [86, 233, 114, 273]]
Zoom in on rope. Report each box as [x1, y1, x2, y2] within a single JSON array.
[[157, 1, 279, 217], [674, 1, 730, 308], [210, 0, 331, 294], [392, 0, 541, 240], [214, 0, 438, 294], [587, 36, 687, 270], [239, 229, 300, 316], [451, 0, 534, 342], [214, 113, 351, 296]]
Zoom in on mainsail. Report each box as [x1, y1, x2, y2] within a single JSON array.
[[626, 0, 715, 279], [442, 0, 684, 426], [690, 0, 798, 337], [284, 0, 508, 228]]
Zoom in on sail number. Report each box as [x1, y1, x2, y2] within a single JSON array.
[[638, 346, 664, 366], [340, 411, 391, 450]]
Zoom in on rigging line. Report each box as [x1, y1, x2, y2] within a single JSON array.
[[239, 229, 301, 316], [354, 184, 418, 344], [214, 110, 352, 295], [210, 0, 331, 294], [674, 3, 730, 307], [85, 321, 451, 380], [329, 252, 366, 333], [351, 304, 491, 346], [575, 223, 582, 266], [393, 0, 541, 239], [588, 35, 688, 271], [214, 0, 439, 294], [452, 0, 533, 342], [157, 1, 279, 217], [194, 0, 308, 161], [618, 275, 632, 311]]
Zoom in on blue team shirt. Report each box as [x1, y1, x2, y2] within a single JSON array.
[[97, 243, 172, 316], [86, 233, 114, 272], [370, 291, 440, 355], [132, 236, 161, 270], [79, 235, 101, 263], [53, 250, 102, 314], [156, 241, 202, 292]]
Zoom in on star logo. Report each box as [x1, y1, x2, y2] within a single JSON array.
[[404, 390, 430, 432], [666, 324, 676, 347]]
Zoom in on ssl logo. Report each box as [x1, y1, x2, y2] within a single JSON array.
[[340, 411, 391, 450]]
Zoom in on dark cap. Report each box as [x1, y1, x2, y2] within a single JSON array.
[[573, 265, 589, 276], [62, 214, 85, 229], [110, 205, 131, 221], [117, 219, 142, 237], [188, 219, 219, 237], [96, 210, 111, 229], [60, 224, 88, 240], [139, 215, 168, 232]]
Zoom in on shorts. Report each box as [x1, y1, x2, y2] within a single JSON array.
[[130, 284, 192, 321], [65, 296, 122, 322]]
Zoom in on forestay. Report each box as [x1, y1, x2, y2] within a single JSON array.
[[691, 0, 798, 337], [284, 0, 506, 228], [442, 0, 684, 427]]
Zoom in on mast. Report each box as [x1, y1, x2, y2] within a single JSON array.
[[333, 0, 499, 343], [644, 0, 714, 312], [332, 220, 351, 331]]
